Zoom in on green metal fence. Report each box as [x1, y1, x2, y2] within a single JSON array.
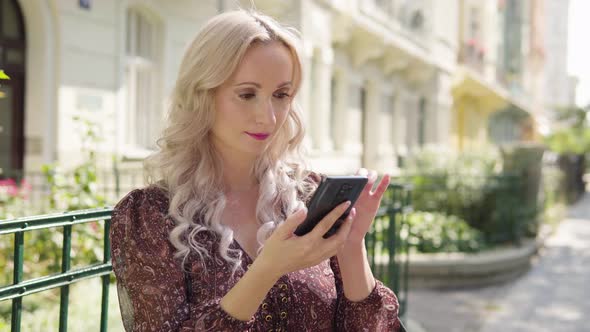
[[397, 173, 535, 246], [0, 208, 113, 332], [0, 184, 412, 331], [365, 183, 412, 318]]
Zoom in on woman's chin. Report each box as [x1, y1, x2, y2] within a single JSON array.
[[241, 144, 269, 157]]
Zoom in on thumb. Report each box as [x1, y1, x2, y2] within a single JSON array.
[[277, 207, 307, 236]]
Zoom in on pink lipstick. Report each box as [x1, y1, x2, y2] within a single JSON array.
[[246, 132, 270, 140]]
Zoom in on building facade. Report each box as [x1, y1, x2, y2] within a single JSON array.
[[278, 0, 458, 174], [543, 0, 578, 128], [0, 0, 570, 190]]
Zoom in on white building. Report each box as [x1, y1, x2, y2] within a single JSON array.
[[273, 0, 459, 174], [544, 0, 576, 126], [1, 0, 460, 186], [3, 0, 231, 180]]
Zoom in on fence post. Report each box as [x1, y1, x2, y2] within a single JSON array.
[[11, 232, 24, 332], [100, 220, 111, 332], [59, 223, 73, 332]]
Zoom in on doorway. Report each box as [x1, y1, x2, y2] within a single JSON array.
[[0, 0, 26, 176]]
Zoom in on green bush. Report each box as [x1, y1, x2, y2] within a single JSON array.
[[41, 115, 107, 211], [406, 212, 486, 253], [543, 105, 590, 202], [499, 143, 546, 237], [544, 128, 590, 155], [0, 178, 32, 220], [1, 116, 111, 288], [400, 145, 544, 246], [402, 147, 500, 217], [544, 104, 590, 155]]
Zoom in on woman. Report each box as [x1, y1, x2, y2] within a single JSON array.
[[110, 9, 404, 332]]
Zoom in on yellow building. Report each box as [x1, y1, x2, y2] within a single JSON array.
[[452, 0, 538, 151], [452, 67, 511, 150]]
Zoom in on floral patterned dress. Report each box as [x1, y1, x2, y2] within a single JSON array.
[[109, 173, 403, 331]]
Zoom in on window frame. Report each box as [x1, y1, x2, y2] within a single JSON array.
[[121, 6, 163, 159]]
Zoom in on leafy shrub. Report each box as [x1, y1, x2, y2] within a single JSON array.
[[406, 212, 486, 253], [1, 116, 110, 289], [400, 145, 545, 246], [544, 105, 590, 155], [41, 115, 107, 211], [402, 146, 500, 217], [0, 178, 32, 220], [544, 128, 590, 155]]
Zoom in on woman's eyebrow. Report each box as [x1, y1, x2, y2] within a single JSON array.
[[234, 81, 292, 88]]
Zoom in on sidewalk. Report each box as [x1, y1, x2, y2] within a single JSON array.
[[479, 192, 590, 332], [405, 192, 590, 332]]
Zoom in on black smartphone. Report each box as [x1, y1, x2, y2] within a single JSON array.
[[294, 176, 368, 239]]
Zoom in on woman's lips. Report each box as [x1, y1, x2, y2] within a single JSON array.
[[246, 132, 270, 140]]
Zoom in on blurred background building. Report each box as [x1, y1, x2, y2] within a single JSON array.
[[543, 0, 578, 128], [0, 0, 578, 182]]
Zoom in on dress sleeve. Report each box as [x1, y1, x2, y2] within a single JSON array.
[[329, 256, 403, 332], [110, 188, 256, 332]]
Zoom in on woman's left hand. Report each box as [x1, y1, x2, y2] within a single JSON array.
[[340, 168, 390, 249]]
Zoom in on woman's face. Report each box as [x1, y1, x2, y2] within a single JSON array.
[[212, 41, 295, 159]]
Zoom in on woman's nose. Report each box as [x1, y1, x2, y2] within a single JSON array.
[[255, 98, 276, 125]]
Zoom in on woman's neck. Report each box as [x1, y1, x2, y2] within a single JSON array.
[[217, 150, 259, 194]]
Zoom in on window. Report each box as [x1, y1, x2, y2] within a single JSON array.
[[468, 7, 481, 40], [125, 8, 161, 150], [0, 0, 26, 173], [375, 0, 393, 15], [396, 0, 411, 20]]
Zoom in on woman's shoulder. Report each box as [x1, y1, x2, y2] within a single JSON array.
[[111, 185, 172, 234], [114, 185, 169, 211]]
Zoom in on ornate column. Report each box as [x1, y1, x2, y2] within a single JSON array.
[[363, 80, 380, 169], [310, 47, 334, 152], [393, 88, 409, 162], [298, 40, 314, 150], [331, 69, 348, 151]]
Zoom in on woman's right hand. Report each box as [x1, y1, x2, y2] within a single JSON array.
[[255, 201, 356, 278]]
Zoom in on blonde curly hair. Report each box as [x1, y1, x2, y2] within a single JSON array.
[[143, 9, 317, 278]]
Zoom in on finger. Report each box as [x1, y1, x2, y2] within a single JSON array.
[[372, 174, 391, 196], [277, 207, 307, 237], [369, 170, 378, 184], [308, 200, 351, 239], [356, 168, 369, 177], [363, 170, 378, 192], [326, 210, 354, 249]]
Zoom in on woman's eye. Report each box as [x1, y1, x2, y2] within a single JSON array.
[[239, 93, 255, 100], [274, 92, 291, 99]]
